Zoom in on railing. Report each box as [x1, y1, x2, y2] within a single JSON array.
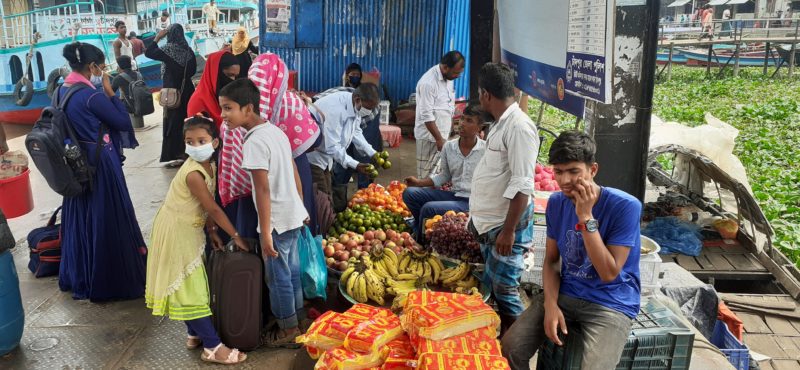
[[0, 1, 98, 49], [659, 18, 800, 42]]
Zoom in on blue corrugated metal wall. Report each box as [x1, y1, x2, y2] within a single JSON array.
[[259, 0, 455, 104], [443, 0, 470, 99]]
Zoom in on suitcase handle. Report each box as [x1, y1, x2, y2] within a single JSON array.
[[47, 207, 63, 227], [224, 238, 258, 254]]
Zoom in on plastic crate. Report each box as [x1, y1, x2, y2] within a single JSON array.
[[711, 320, 750, 370], [538, 299, 694, 370], [521, 246, 545, 285], [533, 225, 546, 248]]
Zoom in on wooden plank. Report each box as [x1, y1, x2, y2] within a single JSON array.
[[722, 294, 797, 311], [792, 320, 800, 334], [725, 253, 762, 271], [695, 254, 714, 270], [758, 251, 800, 300], [676, 254, 702, 271], [705, 252, 735, 270], [771, 359, 800, 370], [745, 253, 767, 269], [766, 316, 800, 335], [739, 312, 773, 334], [745, 334, 786, 357], [775, 336, 800, 359], [760, 361, 776, 370]]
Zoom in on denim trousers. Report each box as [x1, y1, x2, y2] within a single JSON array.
[[501, 293, 633, 370], [402, 187, 469, 239], [262, 227, 303, 330]]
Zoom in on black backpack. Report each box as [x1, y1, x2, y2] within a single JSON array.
[[120, 72, 154, 116], [25, 83, 101, 197]]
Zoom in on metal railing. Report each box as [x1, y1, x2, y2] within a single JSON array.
[[659, 18, 800, 42], [0, 1, 98, 49]]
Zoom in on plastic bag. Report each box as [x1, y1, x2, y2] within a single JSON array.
[[414, 353, 510, 370], [299, 225, 328, 300], [344, 312, 404, 354], [0, 150, 28, 180], [314, 346, 388, 370], [401, 291, 500, 341], [642, 217, 703, 256], [416, 327, 501, 357], [381, 335, 416, 370], [298, 305, 392, 352]]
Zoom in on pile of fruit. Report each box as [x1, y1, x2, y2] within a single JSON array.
[[427, 212, 482, 263], [534, 163, 561, 191], [363, 150, 392, 179], [348, 184, 411, 218], [323, 229, 416, 271], [341, 246, 479, 310], [329, 204, 410, 236]]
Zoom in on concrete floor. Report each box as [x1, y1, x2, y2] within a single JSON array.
[[0, 106, 420, 370]]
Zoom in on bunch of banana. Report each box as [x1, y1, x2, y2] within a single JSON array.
[[367, 246, 399, 280], [455, 286, 481, 296], [363, 268, 387, 305], [343, 265, 369, 304], [397, 248, 445, 283], [440, 261, 471, 287]]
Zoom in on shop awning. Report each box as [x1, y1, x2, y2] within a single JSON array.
[[667, 0, 691, 7], [708, 0, 728, 5], [726, 0, 750, 4]]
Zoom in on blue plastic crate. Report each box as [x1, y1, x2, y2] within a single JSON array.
[[711, 320, 750, 370], [538, 299, 695, 370]]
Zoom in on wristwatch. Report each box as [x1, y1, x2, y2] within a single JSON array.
[[575, 219, 599, 233]]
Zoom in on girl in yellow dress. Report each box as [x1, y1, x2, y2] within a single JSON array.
[[145, 113, 248, 365]]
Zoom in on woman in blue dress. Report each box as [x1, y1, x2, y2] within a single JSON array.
[[57, 42, 146, 302]]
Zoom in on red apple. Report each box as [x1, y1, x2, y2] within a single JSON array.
[[324, 245, 335, 257], [346, 240, 358, 250], [326, 257, 335, 266], [375, 230, 387, 241], [384, 241, 397, 249], [321, 239, 327, 247], [386, 229, 397, 240], [351, 250, 362, 259], [403, 238, 414, 247], [364, 230, 375, 240], [340, 251, 350, 261], [333, 242, 345, 251], [362, 244, 372, 253], [335, 261, 349, 271], [400, 232, 411, 240], [339, 234, 351, 243]]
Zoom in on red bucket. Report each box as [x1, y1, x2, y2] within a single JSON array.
[[0, 169, 34, 219]]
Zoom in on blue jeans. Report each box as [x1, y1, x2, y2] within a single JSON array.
[[262, 227, 303, 330], [478, 203, 535, 317], [402, 187, 469, 239]]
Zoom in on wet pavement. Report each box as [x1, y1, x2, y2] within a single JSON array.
[[0, 106, 419, 369]]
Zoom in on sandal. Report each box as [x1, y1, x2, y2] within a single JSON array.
[[264, 328, 302, 349], [200, 343, 247, 365], [186, 335, 202, 350], [164, 159, 184, 168]]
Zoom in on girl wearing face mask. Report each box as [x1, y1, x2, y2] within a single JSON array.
[[57, 42, 146, 302], [146, 24, 198, 167], [146, 113, 248, 365], [187, 51, 241, 132]]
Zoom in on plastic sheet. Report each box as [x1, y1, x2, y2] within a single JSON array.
[[642, 217, 703, 256], [413, 353, 510, 370], [401, 291, 500, 341], [314, 346, 388, 370], [416, 327, 501, 357], [299, 226, 328, 300], [381, 335, 416, 370], [344, 313, 404, 354]]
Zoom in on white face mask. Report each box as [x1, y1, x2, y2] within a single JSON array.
[[358, 106, 373, 118], [185, 143, 215, 162], [90, 74, 103, 86]]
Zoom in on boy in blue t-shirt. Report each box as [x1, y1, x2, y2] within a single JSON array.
[[501, 131, 642, 370]]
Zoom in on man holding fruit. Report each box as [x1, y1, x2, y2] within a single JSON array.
[[308, 83, 389, 211], [501, 131, 642, 370], [403, 101, 487, 241]]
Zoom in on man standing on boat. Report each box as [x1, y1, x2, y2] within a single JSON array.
[[203, 0, 224, 35], [113, 21, 136, 70]]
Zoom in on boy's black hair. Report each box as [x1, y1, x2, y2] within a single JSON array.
[[478, 63, 516, 100], [461, 100, 491, 124], [183, 112, 218, 138], [548, 131, 596, 165], [218, 78, 260, 113], [440, 51, 465, 68], [345, 63, 362, 74], [115, 20, 125, 29], [116, 55, 132, 70], [353, 82, 380, 104]]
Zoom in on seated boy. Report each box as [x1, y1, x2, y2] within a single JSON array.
[[501, 131, 642, 370], [219, 79, 308, 347], [402, 102, 486, 240]]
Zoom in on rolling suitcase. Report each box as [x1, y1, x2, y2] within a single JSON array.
[[208, 239, 263, 351]]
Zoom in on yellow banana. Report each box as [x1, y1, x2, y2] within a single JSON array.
[[422, 261, 432, 282], [430, 254, 445, 272], [355, 275, 368, 303], [398, 253, 411, 273], [440, 267, 456, 281], [395, 273, 418, 281], [340, 266, 356, 284], [427, 256, 441, 283], [383, 248, 399, 266], [457, 275, 478, 289], [373, 259, 392, 280], [346, 271, 360, 297], [383, 256, 399, 278], [442, 263, 469, 285]]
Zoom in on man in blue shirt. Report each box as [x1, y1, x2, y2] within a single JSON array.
[[501, 131, 642, 370]]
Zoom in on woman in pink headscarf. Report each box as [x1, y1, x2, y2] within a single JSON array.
[[218, 52, 322, 234]]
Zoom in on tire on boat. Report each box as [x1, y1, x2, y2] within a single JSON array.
[[13, 78, 34, 107], [46, 67, 70, 98]]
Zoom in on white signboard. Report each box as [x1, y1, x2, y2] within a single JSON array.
[[565, 0, 615, 103], [498, 0, 585, 116]]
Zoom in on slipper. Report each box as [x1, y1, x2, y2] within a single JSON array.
[[164, 160, 184, 168], [186, 335, 202, 350], [200, 343, 247, 365], [264, 328, 302, 349]]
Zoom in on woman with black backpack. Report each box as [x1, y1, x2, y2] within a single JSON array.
[[56, 42, 147, 302]]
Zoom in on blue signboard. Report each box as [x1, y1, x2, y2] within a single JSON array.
[[564, 0, 614, 103]]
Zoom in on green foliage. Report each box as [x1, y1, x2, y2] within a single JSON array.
[[528, 66, 800, 266]]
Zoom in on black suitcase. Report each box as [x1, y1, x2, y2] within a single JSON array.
[[208, 239, 263, 351]]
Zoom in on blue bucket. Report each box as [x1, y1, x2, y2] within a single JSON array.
[[0, 250, 25, 355]]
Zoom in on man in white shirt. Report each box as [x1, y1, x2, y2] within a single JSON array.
[[414, 51, 465, 178], [202, 0, 223, 35], [308, 83, 381, 211], [403, 102, 486, 240], [470, 63, 539, 334], [112, 21, 136, 70]]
